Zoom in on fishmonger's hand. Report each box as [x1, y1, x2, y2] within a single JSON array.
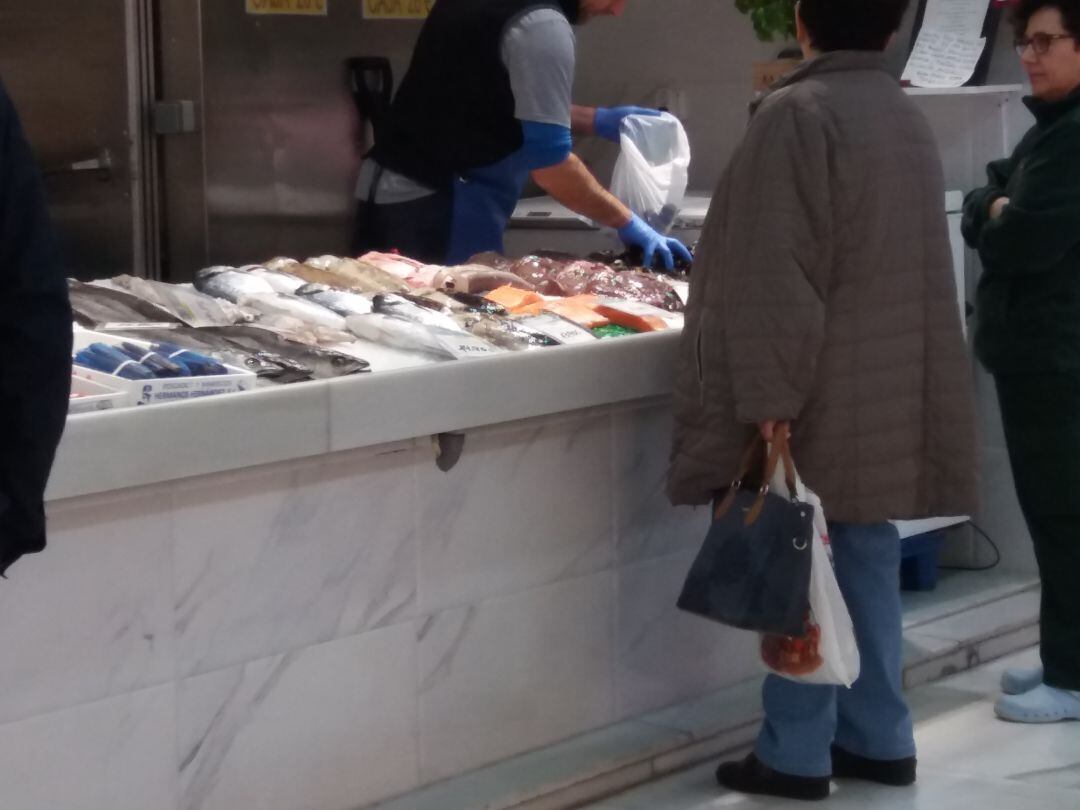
[[617, 214, 694, 271]]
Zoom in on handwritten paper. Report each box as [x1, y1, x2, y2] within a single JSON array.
[[902, 0, 990, 88], [922, 0, 990, 36], [902, 30, 987, 88]]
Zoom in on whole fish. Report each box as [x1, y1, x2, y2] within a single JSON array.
[[102, 325, 307, 382], [69, 280, 181, 327], [358, 251, 440, 288], [372, 293, 463, 333], [240, 265, 308, 295], [195, 266, 276, 303], [346, 313, 459, 359], [102, 275, 249, 327], [201, 325, 370, 379], [409, 289, 509, 315], [294, 284, 374, 317], [357, 251, 425, 280], [453, 312, 559, 351], [239, 293, 348, 332], [305, 255, 409, 294], [287, 262, 366, 291]]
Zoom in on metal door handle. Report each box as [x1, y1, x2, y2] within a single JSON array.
[[44, 148, 113, 179]]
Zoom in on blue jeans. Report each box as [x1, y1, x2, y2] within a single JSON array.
[[756, 522, 915, 777]]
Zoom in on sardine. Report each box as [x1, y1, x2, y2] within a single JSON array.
[[239, 293, 348, 332], [294, 284, 374, 317], [195, 267, 277, 303], [453, 312, 559, 351], [372, 293, 463, 333], [201, 325, 370, 379]]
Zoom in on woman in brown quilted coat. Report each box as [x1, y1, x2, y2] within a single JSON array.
[[668, 0, 978, 801]]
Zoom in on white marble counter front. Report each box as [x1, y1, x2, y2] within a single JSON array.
[[49, 330, 680, 502]]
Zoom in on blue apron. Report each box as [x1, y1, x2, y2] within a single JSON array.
[[446, 156, 529, 264]]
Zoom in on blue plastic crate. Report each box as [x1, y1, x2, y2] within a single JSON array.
[[900, 531, 945, 592]]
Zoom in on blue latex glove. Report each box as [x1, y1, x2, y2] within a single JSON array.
[[594, 106, 662, 143], [617, 214, 694, 272]]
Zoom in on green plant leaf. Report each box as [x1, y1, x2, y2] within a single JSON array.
[[735, 0, 796, 43]]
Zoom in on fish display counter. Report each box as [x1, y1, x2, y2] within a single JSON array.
[[6, 249, 765, 810]]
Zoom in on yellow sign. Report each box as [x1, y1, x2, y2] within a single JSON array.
[[362, 0, 434, 19], [246, 0, 328, 15]]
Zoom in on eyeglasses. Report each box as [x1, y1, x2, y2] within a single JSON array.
[[1014, 32, 1076, 56]]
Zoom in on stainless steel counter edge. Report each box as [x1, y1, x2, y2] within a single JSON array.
[[48, 330, 682, 502]]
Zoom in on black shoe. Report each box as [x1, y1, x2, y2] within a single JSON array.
[[715, 753, 831, 802], [830, 745, 917, 786]]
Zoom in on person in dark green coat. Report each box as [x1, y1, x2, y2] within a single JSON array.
[[963, 0, 1080, 723]]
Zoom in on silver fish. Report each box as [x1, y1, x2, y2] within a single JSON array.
[[69, 280, 181, 327], [294, 284, 374, 317], [240, 293, 348, 332], [195, 267, 276, 303], [453, 313, 559, 351], [103, 275, 249, 327], [241, 265, 307, 295], [346, 313, 461, 359], [264, 257, 302, 273], [201, 325, 370, 379], [372, 293, 463, 333]]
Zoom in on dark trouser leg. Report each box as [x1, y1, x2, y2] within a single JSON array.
[[996, 373, 1080, 691], [352, 190, 452, 265]]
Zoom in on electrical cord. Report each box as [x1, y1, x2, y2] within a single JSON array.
[[939, 520, 1002, 573]]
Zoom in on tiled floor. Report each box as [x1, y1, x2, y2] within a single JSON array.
[[585, 648, 1080, 809]]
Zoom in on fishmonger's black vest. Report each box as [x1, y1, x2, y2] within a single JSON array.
[[371, 0, 579, 190]]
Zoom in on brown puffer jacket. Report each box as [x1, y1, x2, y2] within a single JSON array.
[[668, 52, 978, 523]]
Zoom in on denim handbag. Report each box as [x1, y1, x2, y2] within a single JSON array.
[[677, 431, 814, 637]]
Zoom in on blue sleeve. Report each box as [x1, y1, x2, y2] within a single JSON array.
[[518, 121, 572, 171]]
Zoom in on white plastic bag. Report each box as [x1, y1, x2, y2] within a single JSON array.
[[611, 113, 691, 234], [761, 453, 861, 687]]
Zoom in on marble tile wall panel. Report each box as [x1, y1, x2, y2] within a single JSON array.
[[416, 415, 614, 615], [0, 684, 177, 810], [417, 572, 616, 784], [172, 447, 420, 679], [0, 492, 174, 725], [611, 405, 709, 565], [615, 551, 761, 719], [178, 624, 418, 810]]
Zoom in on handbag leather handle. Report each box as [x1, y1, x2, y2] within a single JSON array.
[[745, 433, 788, 525], [714, 432, 763, 520], [715, 426, 799, 526]]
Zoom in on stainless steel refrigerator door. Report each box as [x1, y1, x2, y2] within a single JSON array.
[[0, 0, 157, 280], [157, 1, 423, 279]]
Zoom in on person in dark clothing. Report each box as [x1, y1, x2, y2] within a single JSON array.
[[963, 0, 1080, 722], [0, 78, 73, 576]]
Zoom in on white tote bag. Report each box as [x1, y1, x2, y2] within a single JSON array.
[[762, 453, 861, 687]]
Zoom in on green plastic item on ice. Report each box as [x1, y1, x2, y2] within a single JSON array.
[[592, 324, 640, 339]]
